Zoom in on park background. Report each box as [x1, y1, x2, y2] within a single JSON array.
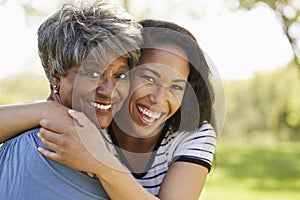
[[0, 0, 299, 199]]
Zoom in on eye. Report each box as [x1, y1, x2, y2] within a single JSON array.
[[170, 85, 184, 91], [141, 75, 155, 83], [115, 72, 127, 80], [86, 71, 101, 79]]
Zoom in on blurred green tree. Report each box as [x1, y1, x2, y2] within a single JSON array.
[[223, 62, 300, 142]]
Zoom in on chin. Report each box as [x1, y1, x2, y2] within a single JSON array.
[[97, 117, 113, 129], [134, 123, 162, 138]]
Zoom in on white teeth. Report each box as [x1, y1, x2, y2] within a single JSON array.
[[90, 102, 112, 110], [137, 106, 161, 120], [143, 116, 155, 123]]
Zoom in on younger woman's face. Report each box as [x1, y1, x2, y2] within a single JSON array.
[[116, 44, 190, 137]]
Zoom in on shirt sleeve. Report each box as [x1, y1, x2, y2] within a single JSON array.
[[170, 122, 217, 172]]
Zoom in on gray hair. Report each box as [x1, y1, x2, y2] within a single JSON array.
[[38, 0, 142, 80]]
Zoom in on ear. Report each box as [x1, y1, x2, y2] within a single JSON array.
[[49, 72, 60, 89], [49, 72, 63, 103]]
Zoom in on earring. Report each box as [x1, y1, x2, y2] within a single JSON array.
[[53, 85, 58, 94]]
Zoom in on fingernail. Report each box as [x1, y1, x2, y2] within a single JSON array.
[[40, 119, 46, 126], [40, 137, 46, 143]]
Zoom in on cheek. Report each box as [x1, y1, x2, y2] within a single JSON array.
[[111, 82, 131, 122], [71, 80, 96, 108], [73, 81, 96, 96], [115, 81, 130, 102], [129, 73, 144, 93], [129, 83, 149, 103], [59, 83, 74, 108], [170, 93, 184, 112], [129, 77, 150, 98], [127, 86, 145, 114]]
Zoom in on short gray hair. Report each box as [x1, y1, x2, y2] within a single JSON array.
[[38, 0, 142, 80]]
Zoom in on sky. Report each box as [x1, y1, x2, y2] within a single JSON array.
[[192, 5, 294, 80], [0, 0, 294, 80]]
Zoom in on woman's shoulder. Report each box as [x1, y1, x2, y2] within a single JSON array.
[[3, 128, 40, 145], [0, 128, 42, 157], [197, 121, 217, 138], [164, 121, 217, 170]]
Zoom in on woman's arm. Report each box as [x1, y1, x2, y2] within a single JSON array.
[[37, 110, 208, 200], [97, 158, 208, 200], [0, 101, 70, 143], [158, 162, 208, 199]]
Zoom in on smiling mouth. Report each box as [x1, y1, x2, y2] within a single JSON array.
[[137, 105, 163, 124], [89, 101, 112, 110]]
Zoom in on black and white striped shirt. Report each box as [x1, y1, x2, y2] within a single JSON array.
[[101, 122, 216, 196]]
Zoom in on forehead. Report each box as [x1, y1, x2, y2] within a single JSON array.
[[140, 43, 188, 63], [81, 53, 128, 70], [139, 44, 190, 78]]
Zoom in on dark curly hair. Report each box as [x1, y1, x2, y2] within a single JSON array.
[[139, 19, 215, 132]]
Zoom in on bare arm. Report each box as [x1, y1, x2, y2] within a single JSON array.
[[158, 162, 208, 199], [0, 101, 70, 143], [37, 110, 208, 200], [95, 158, 208, 200]]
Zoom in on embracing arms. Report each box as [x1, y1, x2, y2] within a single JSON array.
[[0, 101, 70, 143], [37, 110, 210, 200]]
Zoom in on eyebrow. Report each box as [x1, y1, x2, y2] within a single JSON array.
[[82, 62, 129, 72], [109, 64, 129, 70], [172, 79, 187, 83], [142, 67, 187, 83], [108, 59, 129, 69], [142, 68, 161, 78]]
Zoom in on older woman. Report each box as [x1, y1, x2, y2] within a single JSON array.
[[0, 1, 141, 199]]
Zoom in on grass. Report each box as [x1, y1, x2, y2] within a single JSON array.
[[199, 143, 300, 200]]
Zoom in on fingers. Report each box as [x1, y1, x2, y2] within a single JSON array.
[[86, 172, 95, 177], [38, 129, 61, 152], [40, 118, 71, 135], [68, 109, 95, 128], [38, 129, 69, 163], [38, 127, 62, 144], [37, 146, 60, 161]]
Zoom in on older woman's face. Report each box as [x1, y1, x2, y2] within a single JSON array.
[[55, 55, 130, 129]]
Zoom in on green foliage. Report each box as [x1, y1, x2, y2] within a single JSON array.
[[199, 143, 300, 200], [0, 74, 50, 104], [285, 83, 300, 127], [222, 63, 300, 142]]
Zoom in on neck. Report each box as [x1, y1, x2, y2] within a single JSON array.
[[110, 120, 164, 153]]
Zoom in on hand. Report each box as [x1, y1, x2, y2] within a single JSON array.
[[37, 110, 110, 174], [42, 101, 78, 127]]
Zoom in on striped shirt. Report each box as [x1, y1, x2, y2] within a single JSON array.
[[101, 122, 217, 196]]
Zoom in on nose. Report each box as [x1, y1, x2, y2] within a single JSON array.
[[149, 84, 168, 105], [96, 73, 115, 98]]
